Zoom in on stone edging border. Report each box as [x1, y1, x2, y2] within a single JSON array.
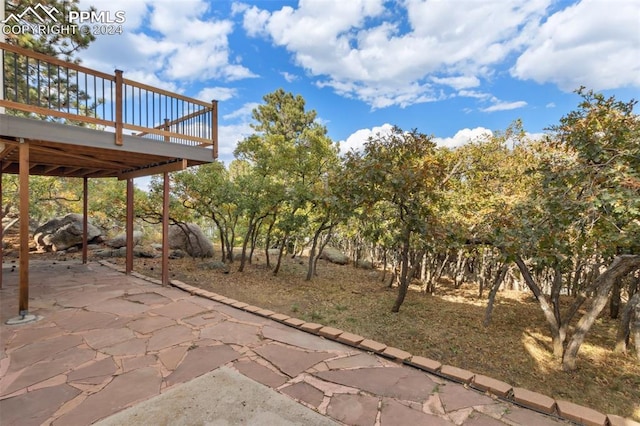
[[100, 261, 638, 426]]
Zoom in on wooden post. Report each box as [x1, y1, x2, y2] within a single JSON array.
[[211, 100, 218, 159], [125, 178, 133, 274], [164, 118, 170, 142], [19, 140, 29, 315], [162, 171, 169, 286], [82, 177, 88, 264], [0, 161, 3, 289], [161, 120, 170, 286], [115, 70, 124, 146]]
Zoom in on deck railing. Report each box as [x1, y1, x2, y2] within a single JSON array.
[[0, 42, 218, 158]]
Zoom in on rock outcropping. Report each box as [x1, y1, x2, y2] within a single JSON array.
[[169, 223, 214, 258], [33, 213, 102, 252]]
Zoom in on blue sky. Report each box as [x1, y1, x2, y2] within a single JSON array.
[[75, 0, 639, 164]]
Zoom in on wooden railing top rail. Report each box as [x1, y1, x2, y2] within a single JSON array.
[[0, 41, 115, 81], [0, 41, 218, 158], [122, 77, 210, 108]]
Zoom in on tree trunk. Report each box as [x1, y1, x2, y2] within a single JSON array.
[[609, 277, 622, 319], [391, 232, 411, 313], [237, 217, 255, 272], [264, 215, 276, 268], [273, 232, 289, 275], [615, 291, 640, 353], [453, 249, 467, 288], [306, 222, 328, 281], [483, 263, 508, 327], [632, 306, 640, 361], [563, 255, 640, 371], [514, 255, 564, 358]]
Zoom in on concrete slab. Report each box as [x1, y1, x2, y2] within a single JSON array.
[[94, 367, 339, 426]]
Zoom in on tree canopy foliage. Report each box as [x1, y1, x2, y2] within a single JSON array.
[[162, 88, 640, 369]]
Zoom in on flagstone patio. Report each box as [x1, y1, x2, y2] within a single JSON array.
[[0, 260, 585, 425]]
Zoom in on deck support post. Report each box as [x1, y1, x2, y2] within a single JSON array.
[[0, 161, 3, 289], [114, 70, 123, 146], [19, 141, 29, 314], [211, 100, 218, 159], [125, 178, 134, 274], [162, 172, 169, 286], [5, 140, 39, 325], [82, 177, 88, 264]]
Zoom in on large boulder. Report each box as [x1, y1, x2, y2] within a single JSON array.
[[106, 230, 143, 249], [319, 246, 349, 265], [169, 223, 214, 258], [34, 213, 102, 252]]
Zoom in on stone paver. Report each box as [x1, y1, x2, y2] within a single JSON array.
[[1, 347, 95, 396], [233, 359, 289, 388], [54, 366, 162, 426], [380, 398, 451, 425], [200, 321, 261, 346], [165, 344, 240, 387], [315, 366, 437, 402], [67, 358, 118, 382], [0, 384, 81, 426], [439, 381, 495, 412], [126, 315, 175, 334], [0, 260, 617, 425], [147, 324, 193, 351], [262, 324, 346, 351], [326, 393, 379, 426], [150, 300, 207, 320], [281, 381, 325, 408], [255, 343, 333, 377]]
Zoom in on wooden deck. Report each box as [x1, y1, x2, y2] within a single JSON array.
[[0, 41, 219, 314], [0, 41, 218, 178]]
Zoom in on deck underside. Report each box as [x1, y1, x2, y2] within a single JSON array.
[[0, 115, 213, 178]]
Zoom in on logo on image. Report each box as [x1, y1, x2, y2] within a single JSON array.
[[2, 3, 125, 36]]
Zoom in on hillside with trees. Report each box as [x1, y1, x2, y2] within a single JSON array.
[[1, 2, 638, 417], [5, 85, 638, 418]]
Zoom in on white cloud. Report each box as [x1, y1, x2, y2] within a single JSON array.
[[222, 102, 260, 121], [123, 70, 179, 93], [281, 72, 298, 82], [216, 102, 260, 163], [546, 102, 556, 108], [433, 128, 493, 149], [339, 123, 394, 153], [197, 87, 237, 102], [243, 0, 551, 108], [481, 101, 528, 113], [79, 0, 256, 88], [431, 76, 480, 90], [218, 122, 253, 163], [458, 90, 493, 100], [512, 0, 640, 91]]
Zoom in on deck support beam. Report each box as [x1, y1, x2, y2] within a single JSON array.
[[162, 172, 169, 286], [82, 177, 88, 264], [19, 141, 29, 315], [126, 178, 134, 274], [0, 160, 3, 289]]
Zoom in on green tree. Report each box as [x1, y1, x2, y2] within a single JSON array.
[[544, 89, 640, 370], [344, 127, 450, 312], [173, 162, 239, 263], [480, 90, 640, 369], [234, 89, 339, 275]]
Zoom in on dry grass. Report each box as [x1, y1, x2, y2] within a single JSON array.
[[78, 252, 640, 420]]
